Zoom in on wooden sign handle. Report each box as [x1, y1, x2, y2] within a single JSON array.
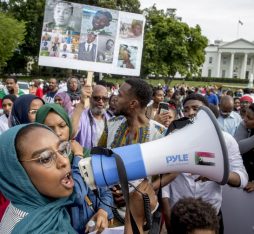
[[86, 71, 93, 86], [84, 71, 93, 108]]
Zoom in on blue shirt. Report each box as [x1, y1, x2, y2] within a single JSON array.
[[217, 111, 242, 136], [71, 157, 113, 234], [206, 93, 219, 105]]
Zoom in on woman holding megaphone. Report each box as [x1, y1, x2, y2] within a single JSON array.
[[0, 123, 157, 234]]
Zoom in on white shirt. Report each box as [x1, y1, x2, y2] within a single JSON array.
[[162, 131, 248, 214], [217, 111, 242, 136], [0, 203, 28, 234], [0, 114, 9, 135]]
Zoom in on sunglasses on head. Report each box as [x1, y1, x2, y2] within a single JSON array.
[[92, 96, 109, 102]]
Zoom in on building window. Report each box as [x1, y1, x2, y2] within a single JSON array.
[[208, 69, 212, 77], [209, 57, 213, 64], [223, 57, 227, 65], [222, 70, 226, 78], [247, 58, 251, 65]]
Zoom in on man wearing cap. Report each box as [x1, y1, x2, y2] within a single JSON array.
[[239, 95, 253, 119]]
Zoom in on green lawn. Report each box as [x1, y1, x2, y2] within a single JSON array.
[[104, 77, 249, 89]]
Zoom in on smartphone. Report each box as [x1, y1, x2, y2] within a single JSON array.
[[158, 102, 169, 114]]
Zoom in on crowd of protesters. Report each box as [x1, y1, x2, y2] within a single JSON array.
[[0, 75, 253, 233]]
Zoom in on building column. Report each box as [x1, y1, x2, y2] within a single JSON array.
[[216, 52, 221, 77], [229, 53, 235, 78], [241, 53, 248, 79]]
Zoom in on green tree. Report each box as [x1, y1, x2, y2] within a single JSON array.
[[82, 0, 140, 13], [1, 0, 45, 74], [142, 6, 208, 82], [0, 11, 25, 71]]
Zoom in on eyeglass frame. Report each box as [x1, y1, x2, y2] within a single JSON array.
[[28, 109, 39, 115], [92, 96, 109, 102], [19, 141, 71, 168]]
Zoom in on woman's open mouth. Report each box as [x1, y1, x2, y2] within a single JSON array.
[[61, 171, 74, 189]]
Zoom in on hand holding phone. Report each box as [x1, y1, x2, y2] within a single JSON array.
[[158, 102, 169, 114]]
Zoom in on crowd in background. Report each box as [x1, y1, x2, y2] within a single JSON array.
[[0, 75, 253, 234]]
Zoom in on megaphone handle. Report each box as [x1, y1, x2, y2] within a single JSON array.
[[113, 153, 140, 234]]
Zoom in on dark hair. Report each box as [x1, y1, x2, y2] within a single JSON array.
[[249, 103, 254, 113], [243, 88, 251, 94], [183, 93, 209, 107], [109, 94, 116, 103], [171, 197, 219, 234], [152, 87, 164, 97], [208, 104, 219, 118], [226, 90, 234, 97], [106, 39, 114, 45], [125, 78, 152, 108], [15, 124, 50, 160], [49, 78, 59, 84], [95, 10, 112, 22], [2, 94, 17, 103], [55, 1, 73, 15], [5, 77, 17, 83]]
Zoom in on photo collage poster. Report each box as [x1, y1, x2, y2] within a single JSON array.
[[39, 0, 146, 76]]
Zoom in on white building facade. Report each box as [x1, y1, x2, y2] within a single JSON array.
[[201, 38, 254, 79]]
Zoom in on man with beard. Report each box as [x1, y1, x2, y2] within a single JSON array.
[[43, 78, 59, 103], [97, 79, 176, 225], [75, 85, 111, 149], [0, 77, 24, 109]]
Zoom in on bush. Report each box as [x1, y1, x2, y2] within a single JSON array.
[[185, 76, 248, 84]]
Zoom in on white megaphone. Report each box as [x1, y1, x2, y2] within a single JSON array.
[[79, 106, 229, 190]]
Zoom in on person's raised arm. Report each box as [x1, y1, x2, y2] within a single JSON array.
[[71, 85, 92, 139]]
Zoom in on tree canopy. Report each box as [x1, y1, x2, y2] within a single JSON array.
[[0, 11, 25, 71], [142, 6, 208, 80]]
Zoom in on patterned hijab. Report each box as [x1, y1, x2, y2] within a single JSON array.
[[66, 77, 81, 102], [0, 123, 76, 233], [10, 94, 44, 126]]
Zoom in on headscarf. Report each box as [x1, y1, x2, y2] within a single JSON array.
[[66, 77, 81, 102], [35, 104, 90, 158], [0, 123, 76, 234], [55, 92, 74, 116], [10, 94, 44, 126], [35, 103, 72, 139]]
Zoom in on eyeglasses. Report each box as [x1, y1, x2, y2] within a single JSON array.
[[92, 96, 109, 102], [20, 141, 71, 168], [28, 109, 38, 115]]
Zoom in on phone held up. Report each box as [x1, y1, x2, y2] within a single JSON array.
[[158, 102, 169, 114]]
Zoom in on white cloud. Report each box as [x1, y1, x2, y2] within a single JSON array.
[[140, 0, 254, 43]]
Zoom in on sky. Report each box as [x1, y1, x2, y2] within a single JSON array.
[[139, 0, 254, 44]]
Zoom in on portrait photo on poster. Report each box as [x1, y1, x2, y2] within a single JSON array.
[[43, 0, 82, 34], [119, 19, 144, 40], [117, 44, 138, 69], [39, 0, 145, 76], [78, 32, 98, 62], [96, 36, 115, 64], [80, 6, 119, 37]]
